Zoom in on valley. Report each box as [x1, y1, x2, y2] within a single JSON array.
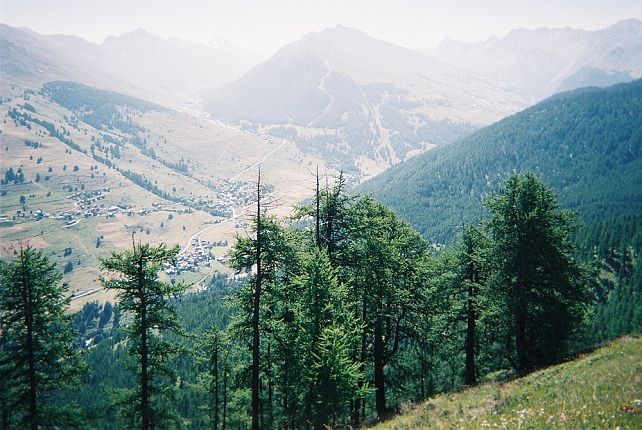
[[0, 10, 641, 429], [0, 82, 331, 309], [2, 18, 642, 310]]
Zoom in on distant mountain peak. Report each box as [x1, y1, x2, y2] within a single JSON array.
[[602, 18, 642, 36], [101, 28, 159, 46], [207, 36, 232, 51], [428, 18, 642, 99], [0, 23, 262, 109], [610, 18, 642, 28]]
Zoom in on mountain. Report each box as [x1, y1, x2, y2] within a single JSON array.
[[204, 25, 528, 176], [359, 79, 642, 242], [99, 29, 261, 107], [427, 19, 642, 100], [555, 66, 634, 93], [0, 24, 262, 109]]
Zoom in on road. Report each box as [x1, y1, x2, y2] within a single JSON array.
[[179, 207, 246, 256], [230, 140, 286, 181]]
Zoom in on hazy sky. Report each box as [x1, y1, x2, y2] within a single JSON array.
[[2, 0, 641, 54]]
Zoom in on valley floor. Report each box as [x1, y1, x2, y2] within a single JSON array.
[[372, 335, 642, 429]]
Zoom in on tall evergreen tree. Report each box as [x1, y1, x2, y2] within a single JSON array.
[[345, 197, 428, 419], [0, 245, 81, 430], [294, 247, 363, 429], [485, 173, 589, 375], [451, 225, 491, 386], [229, 170, 294, 430], [197, 328, 227, 430], [100, 240, 187, 429]]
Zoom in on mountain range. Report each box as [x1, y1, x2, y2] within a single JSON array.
[[426, 18, 642, 101], [3, 20, 642, 178], [0, 24, 262, 109]]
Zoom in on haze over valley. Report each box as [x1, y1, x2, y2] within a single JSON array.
[[1, 2, 642, 428], [1, 8, 641, 305]]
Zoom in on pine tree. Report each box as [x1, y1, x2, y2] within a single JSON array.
[[0, 245, 81, 429], [229, 169, 293, 430], [100, 240, 187, 429], [345, 197, 428, 419], [486, 173, 589, 375], [295, 247, 363, 428]]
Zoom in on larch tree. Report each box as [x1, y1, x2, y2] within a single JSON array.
[[449, 224, 491, 386], [345, 197, 428, 420], [485, 173, 588, 375], [228, 168, 292, 430], [100, 240, 187, 430], [294, 247, 363, 429], [0, 245, 81, 430]]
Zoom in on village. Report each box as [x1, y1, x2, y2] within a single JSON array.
[[22, 188, 170, 226], [163, 238, 228, 275], [3, 175, 259, 286], [182, 178, 256, 217]]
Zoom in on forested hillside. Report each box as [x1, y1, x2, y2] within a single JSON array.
[[1, 173, 616, 429], [360, 78, 642, 242], [358, 79, 642, 410]]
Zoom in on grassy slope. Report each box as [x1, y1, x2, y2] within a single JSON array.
[[373, 336, 642, 429], [1, 85, 331, 308]]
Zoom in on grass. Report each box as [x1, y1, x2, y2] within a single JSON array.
[[372, 335, 642, 429]]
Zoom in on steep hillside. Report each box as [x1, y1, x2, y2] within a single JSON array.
[[360, 79, 642, 243], [205, 25, 526, 176], [0, 24, 261, 109], [372, 336, 642, 429], [427, 19, 642, 100], [555, 66, 634, 93]]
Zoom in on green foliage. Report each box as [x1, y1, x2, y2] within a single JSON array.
[[485, 174, 589, 374], [0, 246, 83, 429], [42, 81, 165, 135], [64, 260, 74, 273], [361, 79, 642, 243], [575, 215, 642, 344], [2, 166, 25, 184], [8, 107, 85, 153], [296, 248, 364, 427], [100, 241, 188, 429], [39, 172, 628, 429], [310, 325, 365, 423]]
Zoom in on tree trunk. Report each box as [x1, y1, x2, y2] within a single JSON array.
[[315, 166, 320, 248], [464, 285, 476, 386], [515, 307, 528, 375], [283, 355, 290, 430], [352, 289, 367, 428], [222, 363, 227, 430], [418, 348, 426, 399], [20, 251, 38, 430], [138, 248, 150, 430], [2, 402, 8, 430], [251, 169, 262, 430], [373, 312, 387, 417], [213, 342, 219, 430], [267, 340, 273, 430]]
